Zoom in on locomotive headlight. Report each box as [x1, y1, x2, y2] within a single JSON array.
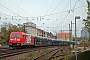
[[17, 39, 20, 43], [10, 39, 13, 42], [10, 39, 13, 40], [17, 39, 20, 41], [10, 41, 12, 42]]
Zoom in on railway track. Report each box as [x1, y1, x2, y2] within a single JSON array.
[[0, 49, 33, 58], [0, 46, 70, 60], [33, 47, 66, 60], [0, 46, 56, 58]]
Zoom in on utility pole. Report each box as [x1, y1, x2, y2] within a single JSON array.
[[61, 30, 62, 39], [75, 16, 80, 60], [71, 21, 72, 40], [65, 34, 66, 40], [24, 24, 25, 33], [75, 17, 77, 60], [69, 24, 70, 41], [71, 21, 75, 41]]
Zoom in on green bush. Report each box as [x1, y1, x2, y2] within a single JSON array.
[[64, 51, 74, 60]]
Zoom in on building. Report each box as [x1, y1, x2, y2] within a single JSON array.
[[36, 28, 43, 36], [36, 28, 54, 38], [23, 22, 37, 36], [23, 22, 55, 38], [81, 27, 90, 39], [57, 32, 71, 41], [36, 28, 48, 37], [47, 32, 54, 38]]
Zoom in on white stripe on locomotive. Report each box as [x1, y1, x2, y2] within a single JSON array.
[[26, 35, 31, 43]]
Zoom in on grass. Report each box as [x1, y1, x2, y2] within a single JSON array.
[[28, 49, 49, 58], [64, 51, 74, 60], [66, 50, 90, 60], [0, 57, 3, 60], [28, 51, 37, 57]]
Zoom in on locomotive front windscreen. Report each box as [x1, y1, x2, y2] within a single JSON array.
[[11, 34, 20, 37]]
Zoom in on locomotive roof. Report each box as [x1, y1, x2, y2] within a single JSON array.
[[11, 32, 25, 34]]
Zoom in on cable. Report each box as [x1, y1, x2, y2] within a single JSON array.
[[57, 12, 70, 28], [41, 5, 86, 34], [17, 4, 86, 19], [29, 5, 86, 32], [72, 0, 79, 9], [0, 1, 85, 27], [57, 0, 79, 29], [49, 0, 64, 16], [73, 5, 87, 10], [37, 5, 86, 18], [10, 0, 33, 17], [41, 0, 71, 29], [57, 0, 71, 20], [56, 0, 71, 29], [0, 4, 86, 21], [80, 0, 87, 6], [45, 0, 54, 15], [0, 4, 26, 20], [69, 0, 72, 31], [0, 13, 25, 25], [79, 0, 87, 10], [38, 0, 64, 27]]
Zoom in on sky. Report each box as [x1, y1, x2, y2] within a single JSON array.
[[0, 0, 87, 37]]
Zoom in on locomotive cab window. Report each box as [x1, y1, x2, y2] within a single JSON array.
[[11, 34, 20, 37]]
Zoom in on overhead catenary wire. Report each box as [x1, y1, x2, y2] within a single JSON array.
[[45, 0, 54, 16], [57, 0, 72, 20], [0, 13, 76, 21], [69, 0, 71, 29], [0, 0, 87, 27], [10, 0, 34, 17], [0, 3, 26, 20], [57, 0, 80, 28], [39, 0, 73, 28], [49, 0, 64, 16], [81, 0, 87, 6], [31, 0, 69, 31], [57, 12, 70, 27], [40, 0, 55, 29], [34, 5, 86, 18], [0, 4, 86, 21], [79, 0, 87, 10], [0, 5, 87, 28], [0, 0, 87, 19], [0, 0, 87, 35], [0, 13, 25, 25], [37, 0, 64, 26], [54, 0, 71, 29]]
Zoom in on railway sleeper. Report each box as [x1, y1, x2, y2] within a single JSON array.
[[33, 48, 59, 60], [45, 49, 61, 60]]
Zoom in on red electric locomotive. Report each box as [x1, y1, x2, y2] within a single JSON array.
[[9, 32, 34, 48]]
